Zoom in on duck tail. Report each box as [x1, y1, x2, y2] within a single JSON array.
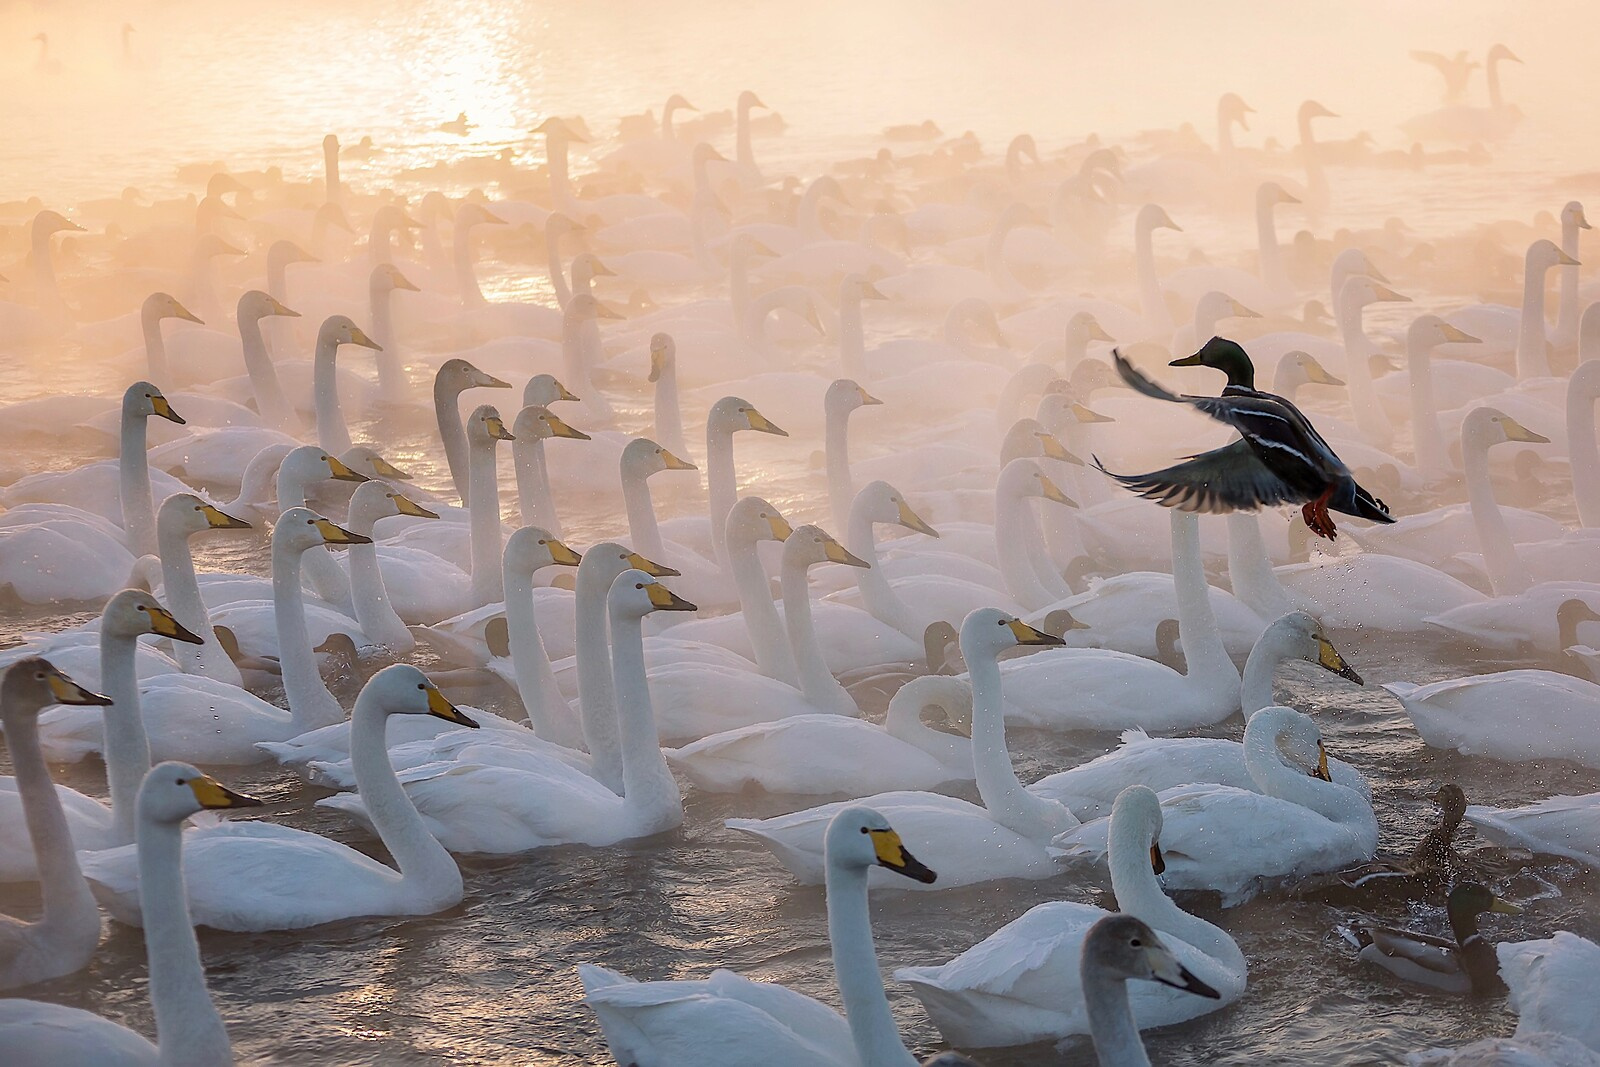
[[1335, 480, 1397, 525]]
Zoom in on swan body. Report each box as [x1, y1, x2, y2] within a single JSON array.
[[1385, 672, 1600, 768], [1465, 793, 1600, 870]]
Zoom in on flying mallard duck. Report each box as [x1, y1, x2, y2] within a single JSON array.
[[1095, 338, 1396, 539]]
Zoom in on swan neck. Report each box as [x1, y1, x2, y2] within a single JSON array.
[[547, 228, 573, 309], [608, 608, 681, 822], [705, 429, 736, 566], [273, 538, 343, 729], [825, 409, 854, 534], [349, 689, 461, 887], [502, 564, 570, 743], [139, 812, 232, 1064], [454, 222, 486, 308], [781, 555, 851, 712], [1240, 627, 1293, 718], [513, 437, 560, 538], [1, 702, 97, 933], [101, 631, 152, 844], [1135, 219, 1171, 332], [620, 468, 665, 561], [345, 502, 409, 651], [157, 516, 238, 685], [313, 333, 352, 455], [1335, 289, 1393, 442], [849, 506, 912, 635], [1570, 370, 1600, 526], [1083, 967, 1152, 1067], [1225, 513, 1292, 620], [574, 563, 624, 793], [995, 483, 1055, 609], [238, 312, 295, 430], [1407, 334, 1449, 478], [434, 380, 471, 505], [468, 437, 505, 604], [120, 406, 156, 556], [1463, 430, 1530, 594], [1107, 808, 1244, 975], [824, 861, 916, 1067], [142, 309, 169, 383], [1170, 511, 1238, 691], [653, 365, 686, 456], [730, 534, 799, 685], [1516, 260, 1552, 379]]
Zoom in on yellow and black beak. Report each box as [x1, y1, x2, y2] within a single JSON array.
[[1036, 432, 1084, 465], [858, 387, 884, 406], [147, 604, 204, 646], [391, 493, 439, 519], [648, 350, 668, 383], [660, 448, 698, 471], [822, 536, 871, 568], [1440, 323, 1480, 344], [269, 297, 302, 318], [1316, 634, 1363, 685], [1489, 896, 1525, 915], [46, 670, 113, 707], [746, 408, 789, 437], [1071, 402, 1114, 424], [547, 538, 583, 566], [171, 300, 204, 324], [314, 518, 373, 546], [1007, 618, 1066, 647], [869, 827, 937, 884], [150, 394, 186, 425], [1038, 474, 1078, 508], [1314, 742, 1332, 782], [1087, 319, 1115, 343], [425, 685, 481, 728], [1229, 299, 1262, 319], [187, 774, 265, 810], [553, 379, 580, 401], [766, 513, 794, 541], [1150, 840, 1166, 876], [645, 582, 698, 612], [348, 326, 383, 351], [625, 551, 681, 578], [1373, 284, 1412, 303], [897, 499, 940, 538], [1304, 358, 1345, 387], [1503, 418, 1551, 445], [325, 455, 369, 483], [201, 504, 252, 530], [390, 271, 421, 292], [486, 415, 516, 441], [1558, 249, 1582, 267], [547, 414, 590, 441], [371, 456, 413, 481]]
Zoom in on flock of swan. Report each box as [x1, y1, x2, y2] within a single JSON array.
[[1, 44, 1599, 1067]]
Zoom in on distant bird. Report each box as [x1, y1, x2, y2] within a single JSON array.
[[439, 112, 473, 136], [1410, 50, 1480, 105], [1095, 338, 1395, 540]]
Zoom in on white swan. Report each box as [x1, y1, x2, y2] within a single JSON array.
[[896, 785, 1244, 1048], [233, 288, 301, 431], [825, 377, 883, 533], [1500, 932, 1600, 1055], [619, 436, 699, 563], [580, 806, 940, 1067], [1384, 665, 1600, 769], [511, 404, 591, 537], [1055, 706, 1378, 907], [432, 358, 512, 506], [153, 492, 254, 686], [1465, 792, 1600, 871], [81, 666, 474, 931], [310, 314, 383, 455], [724, 608, 1070, 891], [678, 395, 789, 567], [647, 333, 689, 456], [0, 761, 260, 1066], [341, 480, 441, 652]]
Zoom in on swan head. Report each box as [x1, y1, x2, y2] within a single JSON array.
[[647, 334, 675, 382], [372, 263, 420, 293], [373, 203, 422, 231], [1332, 247, 1388, 287], [238, 289, 300, 321], [1276, 349, 1344, 392], [1000, 458, 1077, 508], [456, 201, 507, 229], [349, 479, 437, 523], [1109, 785, 1166, 874], [1487, 44, 1522, 66], [1408, 315, 1479, 349], [709, 396, 789, 437], [513, 404, 588, 442], [1247, 706, 1333, 781], [622, 436, 697, 477], [143, 291, 204, 326], [609, 569, 697, 620], [160, 492, 252, 537], [726, 496, 792, 547], [466, 404, 515, 445], [319, 314, 382, 352], [535, 116, 587, 143], [274, 506, 371, 553], [139, 762, 262, 826], [1299, 100, 1339, 123], [1463, 406, 1550, 450], [568, 292, 623, 323], [960, 607, 1064, 662], [1, 658, 111, 716], [1218, 92, 1254, 129], [437, 358, 511, 396], [1002, 418, 1083, 465], [826, 377, 883, 416], [269, 239, 318, 267], [853, 481, 939, 538], [1067, 312, 1115, 348], [570, 253, 615, 287], [1528, 237, 1581, 271], [1199, 292, 1262, 329], [125, 381, 185, 425], [1081, 915, 1221, 999], [739, 90, 767, 111], [825, 806, 937, 884], [664, 92, 697, 113], [194, 233, 247, 261], [784, 524, 869, 570], [1564, 201, 1591, 232], [102, 588, 204, 645], [504, 526, 583, 575], [1339, 274, 1410, 308], [340, 446, 413, 482], [841, 273, 889, 304], [283, 446, 369, 489], [1137, 203, 1182, 235], [32, 209, 84, 240], [1264, 611, 1362, 684], [362, 664, 480, 728], [1259, 181, 1301, 208]]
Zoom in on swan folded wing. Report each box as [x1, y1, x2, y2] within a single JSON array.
[[1094, 441, 1300, 515], [898, 901, 1105, 996], [1498, 932, 1600, 1047], [1466, 796, 1600, 862]]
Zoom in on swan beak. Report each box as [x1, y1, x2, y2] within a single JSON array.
[[325, 456, 369, 482], [897, 499, 940, 538], [547, 538, 583, 566], [150, 394, 186, 425], [1503, 418, 1551, 444], [546, 414, 590, 441], [1038, 474, 1079, 509], [216, 241, 248, 257], [269, 297, 302, 318], [554, 380, 581, 401], [1578, 212, 1592, 231], [1558, 249, 1582, 267], [1316, 635, 1363, 685], [391, 271, 421, 292], [823, 536, 871, 568], [804, 303, 826, 336], [857, 387, 884, 406], [591, 259, 618, 278], [171, 300, 205, 324], [1314, 743, 1332, 782], [660, 448, 698, 471], [314, 518, 372, 546], [746, 408, 789, 436], [425, 685, 480, 728], [146, 604, 204, 645], [186, 774, 265, 810], [486, 415, 515, 441], [371, 456, 413, 480], [1071, 402, 1115, 424], [1279, 189, 1303, 205], [348, 326, 383, 351], [1489, 896, 1524, 915], [1150, 841, 1166, 876], [645, 582, 698, 612], [1229, 299, 1263, 319], [201, 504, 252, 530], [1008, 619, 1066, 646], [869, 827, 938, 883], [391, 493, 438, 519], [1305, 358, 1345, 387], [648, 350, 668, 383], [1087, 320, 1115, 343], [1440, 323, 1481, 344], [481, 208, 508, 226], [860, 280, 889, 301], [1372, 284, 1412, 303], [1148, 946, 1222, 1000], [475, 371, 513, 389], [1036, 432, 1085, 465], [45, 670, 113, 707], [625, 551, 681, 578], [766, 514, 794, 541]]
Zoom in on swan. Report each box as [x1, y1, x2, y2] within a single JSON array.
[[665, 675, 974, 794], [310, 314, 383, 455], [1384, 665, 1600, 769], [1500, 932, 1600, 1053], [994, 510, 1242, 731], [1464, 792, 1600, 871], [1426, 588, 1600, 660], [561, 293, 622, 424], [0, 761, 260, 1066], [647, 333, 689, 456], [1446, 239, 1579, 381], [896, 785, 1244, 1048], [1028, 611, 1368, 820], [724, 608, 1071, 891], [154, 492, 254, 685], [664, 395, 789, 567], [231, 288, 302, 431], [0, 659, 110, 987], [465, 404, 515, 605], [1056, 706, 1379, 907], [1554, 201, 1590, 349], [825, 378, 883, 532], [511, 404, 593, 537], [317, 571, 692, 854], [368, 263, 420, 402], [81, 665, 475, 931], [432, 358, 512, 506], [580, 806, 940, 1067], [1389, 314, 1487, 480], [992, 457, 1080, 609], [340, 480, 442, 652], [619, 435, 699, 563]]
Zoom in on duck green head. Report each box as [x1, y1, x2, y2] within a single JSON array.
[[1171, 336, 1257, 389], [1447, 881, 1522, 925]]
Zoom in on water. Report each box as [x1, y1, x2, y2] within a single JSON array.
[[3, 2, 1600, 1063]]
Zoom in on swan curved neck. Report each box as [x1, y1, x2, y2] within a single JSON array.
[[1256, 196, 1285, 293], [503, 562, 577, 746], [468, 437, 506, 604], [454, 222, 486, 308], [513, 437, 561, 538], [313, 334, 352, 455], [653, 363, 686, 456], [1463, 430, 1531, 595], [574, 561, 624, 793], [100, 631, 152, 844], [706, 429, 737, 567], [1107, 809, 1244, 975], [1516, 258, 1553, 379], [848, 506, 914, 637], [119, 409, 158, 558], [349, 690, 461, 889], [968, 646, 1070, 839], [273, 538, 344, 729], [138, 813, 231, 1064], [238, 311, 296, 430], [369, 279, 405, 402], [1225, 514, 1293, 621], [1083, 966, 1151, 1067], [620, 467, 664, 560], [730, 533, 799, 685], [1558, 220, 1584, 345], [1406, 333, 1450, 478], [434, 380, 471, 505], [1335, 288, 1393, 443], [547, 226, 573, 309], [1, 702, 98, 936], [1170, 511, 1240, 693], [826, 408, 856, 534], [157, 518, 240, 686], [345, 499, 409, 651], [1245, 717, 1363, 824], [141, 309, 170, 383], [825, 861, 916, 1067], [607, 607, 682, 824], [994, 483, 1056, 609], [780, 554, 853, 713], [1240, 626, 1294, 718], [1135, 218, 1172, 333]]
